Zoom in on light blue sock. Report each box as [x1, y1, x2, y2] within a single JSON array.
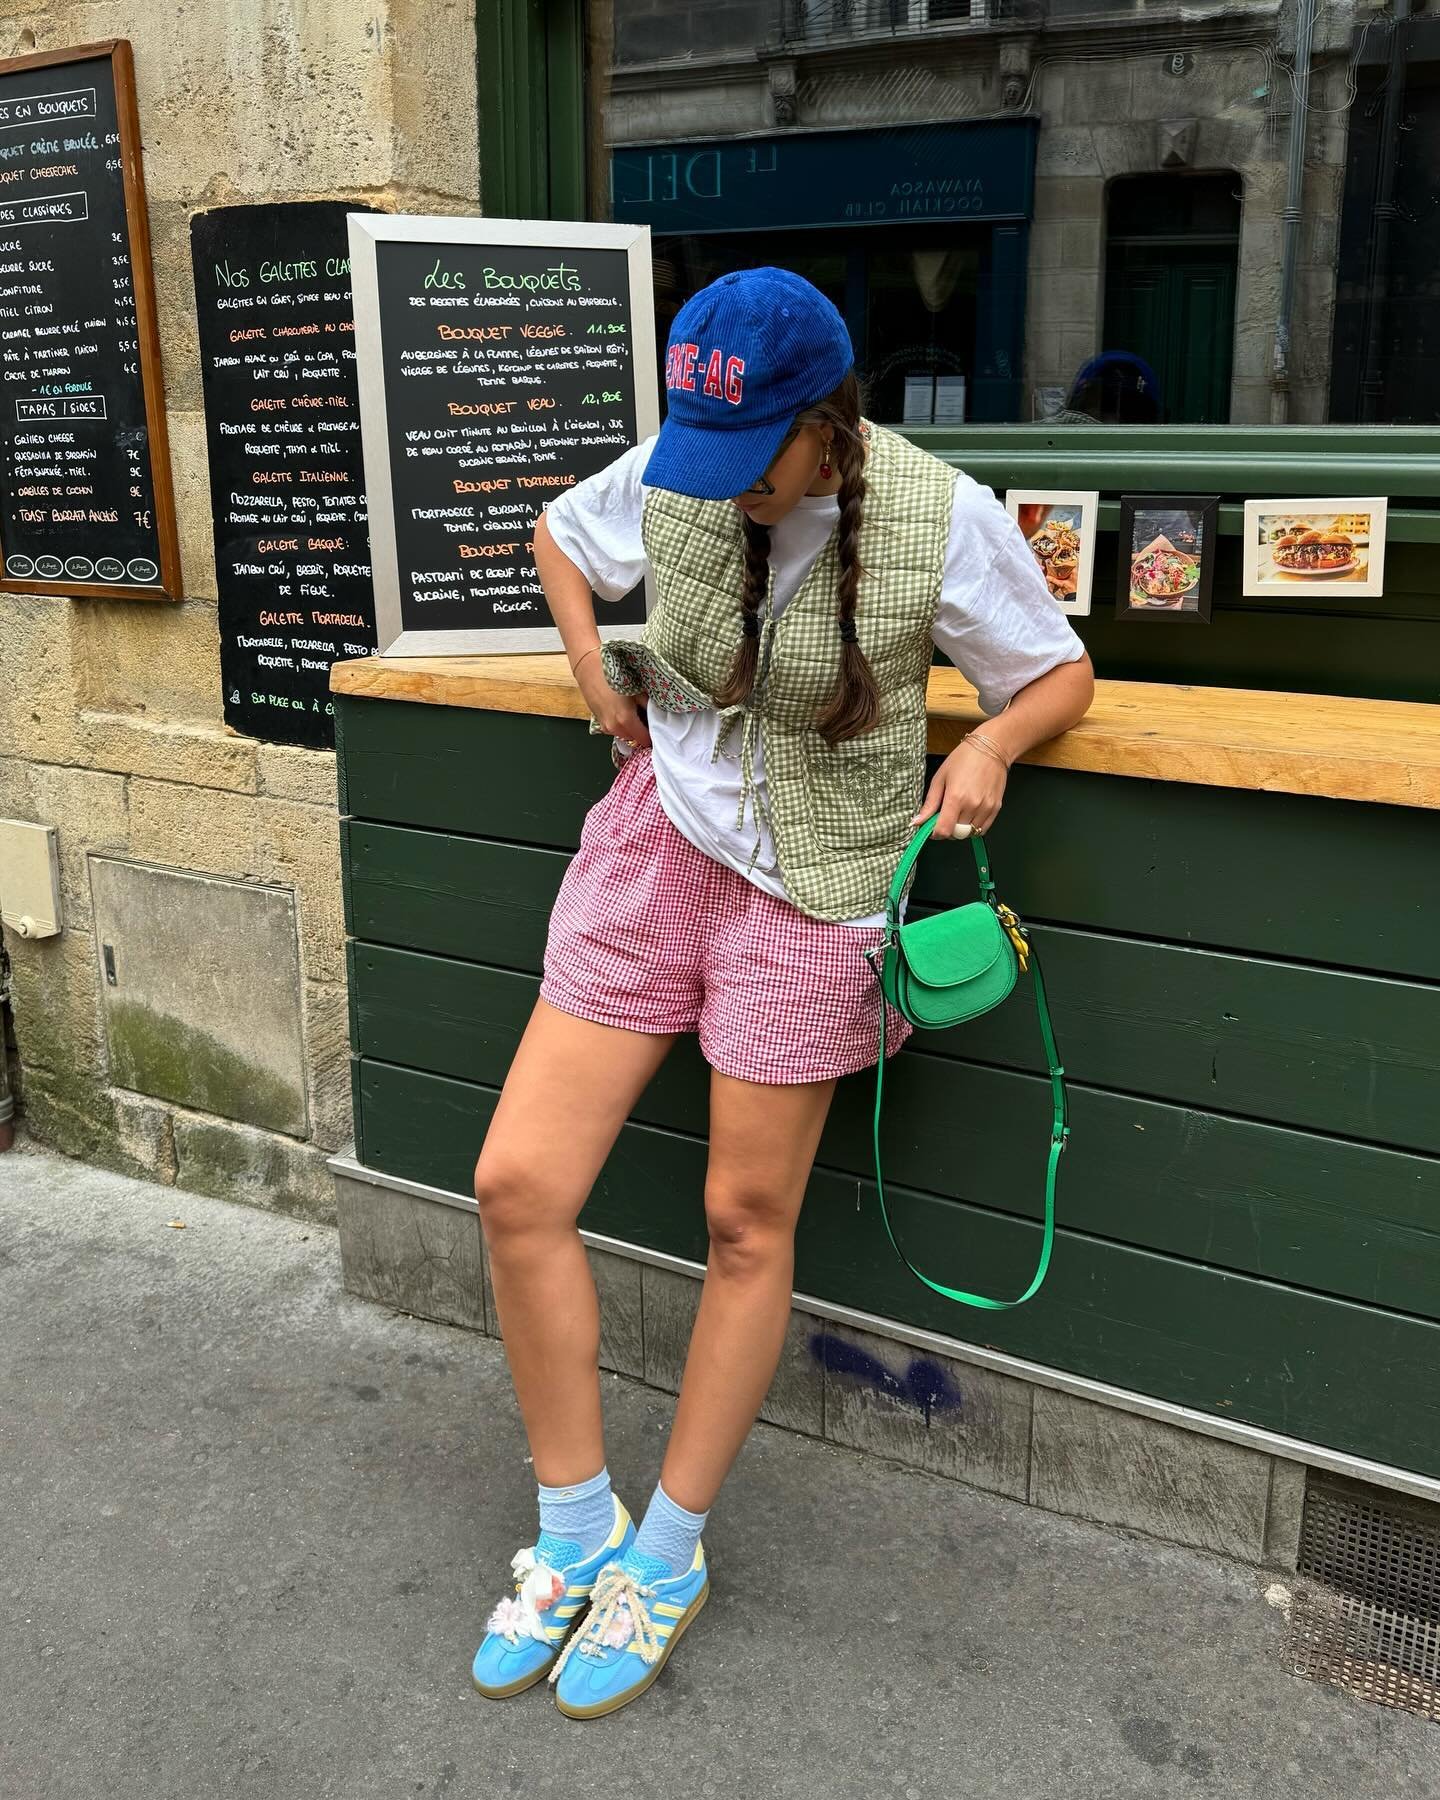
[[620, 1480, 709, 1583], [535, 1465, 614, 1568]]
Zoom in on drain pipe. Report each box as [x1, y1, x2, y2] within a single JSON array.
[[1270, 0, 1318, 424], [1357, 0, 1412, 420], [0, 936, 13, 1151]]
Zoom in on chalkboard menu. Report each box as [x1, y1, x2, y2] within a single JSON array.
[[347, 215, 658, 655], [0, 40, 179, 598], [191, 200, 379, 749]]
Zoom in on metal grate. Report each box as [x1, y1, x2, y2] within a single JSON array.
[[1287, 1476, 1440, 1724]]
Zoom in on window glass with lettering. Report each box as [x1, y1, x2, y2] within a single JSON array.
[[583, 1, 1440, 426]]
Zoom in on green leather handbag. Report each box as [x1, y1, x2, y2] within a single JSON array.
[[863, 814, 1070, 1310]]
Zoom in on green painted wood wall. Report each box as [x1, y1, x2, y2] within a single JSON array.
[[335, 693, 1440, 1480]]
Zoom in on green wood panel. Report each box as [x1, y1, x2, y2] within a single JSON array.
[[333, 694, 349, 815], [338, 699, 602, 845], [344, 821, 568, 969], [336, 703, 1439, 980], [948, 925, 1440, 1156], [348, 1051, 365, 1167], [348, 952, 1440, 1315], [926, 766, 1439, 984], [344, 834, 1440, 1151], [354, 1056, 1440, 1479]]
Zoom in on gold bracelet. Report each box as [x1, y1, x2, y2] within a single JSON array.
[[570, 644, 601, 678], [961, 729, 1011, 770], [973, 730, 1012, 767]]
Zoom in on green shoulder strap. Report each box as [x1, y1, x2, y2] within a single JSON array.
[[872, 819, 1069, 1310]]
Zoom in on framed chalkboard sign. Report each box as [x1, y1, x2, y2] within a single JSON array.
[[191, 199, 379, 750], [0, 39, 179, 599], [347, 213, 658, 655]]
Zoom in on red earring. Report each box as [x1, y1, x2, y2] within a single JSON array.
[[820, 452, 832, 479]]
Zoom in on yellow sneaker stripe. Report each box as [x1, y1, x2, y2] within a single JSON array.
[[652, 1601, 685, 1618]]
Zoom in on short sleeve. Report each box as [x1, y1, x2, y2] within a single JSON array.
[[541, 433, 657, 603], [932, 478, 1087, 717]]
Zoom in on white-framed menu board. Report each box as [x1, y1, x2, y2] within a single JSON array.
[[347, 213, 658, 656]]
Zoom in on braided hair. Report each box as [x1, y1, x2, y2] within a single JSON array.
[[711, 368, 880, 745]]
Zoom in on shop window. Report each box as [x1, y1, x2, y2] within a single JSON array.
[[582, 0, 1440, 427]]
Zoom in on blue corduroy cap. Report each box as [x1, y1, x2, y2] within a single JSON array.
[[644, 266, 855, 501]]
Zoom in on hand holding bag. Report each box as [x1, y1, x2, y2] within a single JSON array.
[[863, 815, 1069, 1310]]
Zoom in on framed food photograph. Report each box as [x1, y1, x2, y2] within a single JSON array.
[[1005, 490, 1099, 617], [1116, 495, 1219, 623], [1242, 498, 1387, 598]]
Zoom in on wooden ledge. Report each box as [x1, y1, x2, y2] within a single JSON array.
[[329, 652, 1440, 812]]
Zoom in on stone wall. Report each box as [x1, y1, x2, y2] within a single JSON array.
[[0, 2, 478, 1216], [1027, 35, 1349, 425]]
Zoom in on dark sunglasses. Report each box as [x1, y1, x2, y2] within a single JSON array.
[[739, 421, 803, 497]]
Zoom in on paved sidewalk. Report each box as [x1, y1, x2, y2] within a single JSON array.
[[1, 1140, 1432, 1800]]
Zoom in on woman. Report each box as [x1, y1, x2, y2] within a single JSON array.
[[471, 267, 1094, 1719]]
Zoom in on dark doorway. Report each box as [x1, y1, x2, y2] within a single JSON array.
[[1329, 34, 1440, 422], [1103, 174, 1241, 424]]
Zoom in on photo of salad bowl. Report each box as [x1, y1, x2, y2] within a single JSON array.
[[1117, 495, 1218, 624], [1129, 535, 1201, 608]]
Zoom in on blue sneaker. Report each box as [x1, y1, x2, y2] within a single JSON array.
[[471, 1494, 635, 1699], [549, 1542, 710, 1718]]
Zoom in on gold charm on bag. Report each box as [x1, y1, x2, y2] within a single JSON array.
[[993, 901, 1030, 974]]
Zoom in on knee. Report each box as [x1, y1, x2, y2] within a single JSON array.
[[473, 1150, 555, 1247], [703, 1184, 793, 1279]]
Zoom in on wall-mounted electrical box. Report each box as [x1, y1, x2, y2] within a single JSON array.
[[0, 819, 62, 939]]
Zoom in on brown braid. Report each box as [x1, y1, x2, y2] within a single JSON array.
[[713, 368, 879, 739], [711, 509, 770, 708], [810, 397, 879, 744]]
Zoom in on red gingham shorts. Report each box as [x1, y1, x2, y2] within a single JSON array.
[[539, 748, 913, 1085]]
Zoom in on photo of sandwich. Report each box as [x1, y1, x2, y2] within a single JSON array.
[[1004, 489, 1098, 616], [1243, 498, 1387, 597], [1270, 528, 1360, 577]]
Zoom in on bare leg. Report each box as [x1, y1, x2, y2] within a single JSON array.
[[658, 1070, 836, 1513], [473, 997, 675, 1487]]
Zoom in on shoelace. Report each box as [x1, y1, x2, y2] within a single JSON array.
[[548, 1563, 662, 1682]]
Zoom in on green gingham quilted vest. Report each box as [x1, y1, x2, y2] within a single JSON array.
[[597, 419, 959, 923]]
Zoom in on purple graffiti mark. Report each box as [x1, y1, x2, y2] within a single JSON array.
[[809, 1331, 963, 1427]]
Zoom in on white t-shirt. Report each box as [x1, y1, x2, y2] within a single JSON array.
[[544, 432, 1085, 926]]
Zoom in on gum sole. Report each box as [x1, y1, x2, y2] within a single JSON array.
[[553, 1579, 710, 1720], [472, 1661, 554, 1701]]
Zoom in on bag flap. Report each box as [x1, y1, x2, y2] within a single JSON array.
[[896, 902, 1010, 989]]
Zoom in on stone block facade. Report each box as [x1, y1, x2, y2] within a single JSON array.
[[0, 2, 478, 1207]]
